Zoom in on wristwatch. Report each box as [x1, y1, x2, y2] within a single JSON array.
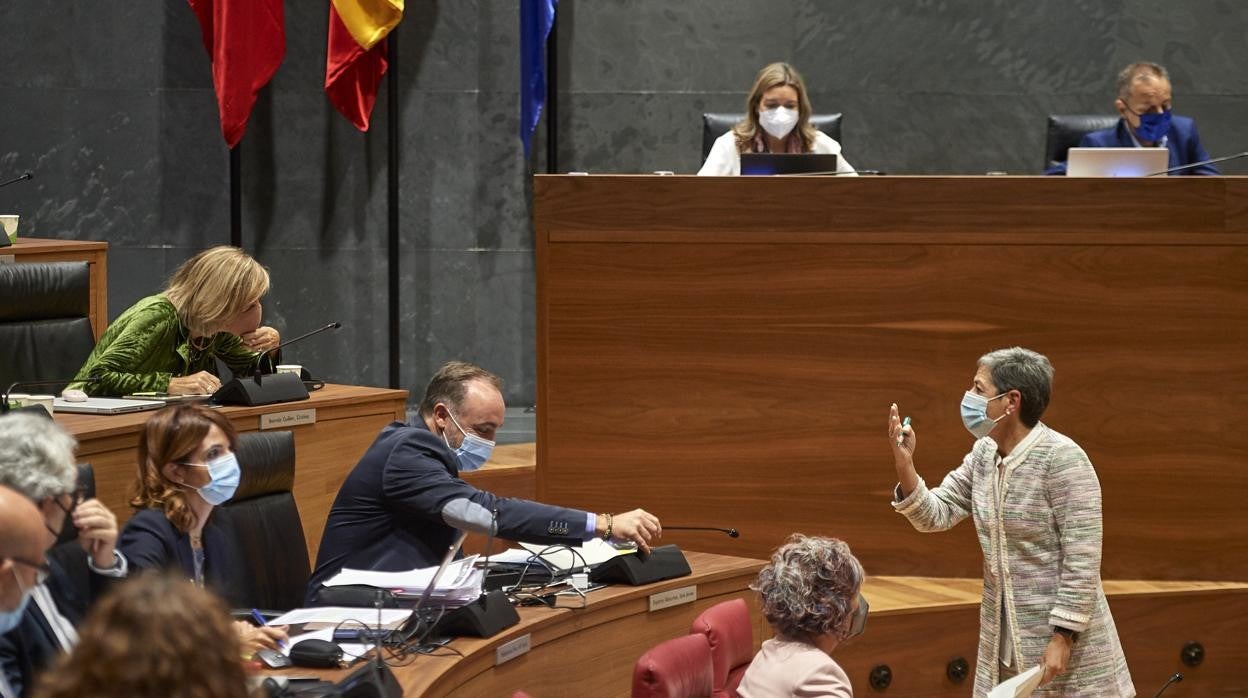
[[1052, 626, 1080, 644]]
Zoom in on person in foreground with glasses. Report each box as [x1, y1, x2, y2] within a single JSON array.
[[117, 404, 288, 657], [0, 484, 53, 698], [0, 414, 129, 698], [737, 534, 867, 698]]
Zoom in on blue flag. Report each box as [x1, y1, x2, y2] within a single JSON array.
[[520, 0, 557, 156]]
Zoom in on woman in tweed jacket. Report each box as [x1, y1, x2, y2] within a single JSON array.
[[886, 347, 1133, 697]]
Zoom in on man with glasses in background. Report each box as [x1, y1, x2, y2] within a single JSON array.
[[0, 414, 128, 697], [1049, 61, 1219, 175]]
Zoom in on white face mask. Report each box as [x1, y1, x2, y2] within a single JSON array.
[[758, 107, 799, 140]]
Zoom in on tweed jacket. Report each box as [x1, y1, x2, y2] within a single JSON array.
[[893, 424, 1134, 697]]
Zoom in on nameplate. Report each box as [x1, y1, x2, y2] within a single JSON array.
[[495, 633, 531, 665], [259, 409, 316, 430], [649, 585, 697, 612]]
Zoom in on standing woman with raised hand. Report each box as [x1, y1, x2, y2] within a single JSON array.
[[887, 347, 1133, 697], [72, 246, 281, 396], [698, 62, 857, 176]]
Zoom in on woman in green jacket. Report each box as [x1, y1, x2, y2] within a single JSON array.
[[74, 246, 281, 396]]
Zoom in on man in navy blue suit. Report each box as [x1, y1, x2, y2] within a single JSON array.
[[1049, 62, 1218, 175], [309, 361, 663, 600]]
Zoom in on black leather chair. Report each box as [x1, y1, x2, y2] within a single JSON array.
[[214, 430, 309, 612], [701, 112, 843, 161], [1044, 114, 1119, 171], [0, 261, 96, 389]]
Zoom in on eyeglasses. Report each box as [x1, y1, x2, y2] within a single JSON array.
[[9, 556, 51, 587], [52, 488, 86, 516], [1121, 102, 1170, 117]]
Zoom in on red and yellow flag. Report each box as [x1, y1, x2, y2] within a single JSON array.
[[325, 0, 404, 131]]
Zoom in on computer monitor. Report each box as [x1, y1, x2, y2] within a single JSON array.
[[740, 153, 840, 175]]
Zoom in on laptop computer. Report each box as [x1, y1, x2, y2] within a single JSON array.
[[740, 153, 840, 175], [52, 397, 166, 415], [391, 530, 469, 644], [1066, 147, 1169, 177]]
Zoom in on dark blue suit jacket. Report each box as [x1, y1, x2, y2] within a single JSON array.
[[0, 544, 112, 697], [308, 421, 591, 602], [1047, 115, 1218, 175], [118, 508, 254, 609]]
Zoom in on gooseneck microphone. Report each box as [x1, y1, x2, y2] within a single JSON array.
[[2, 377, 100, 414], [0, 171, 33, 189], [249, 321, 342, 380], [1146, 151, 1248, 176], [665, 526, 740, 538], [1153, 672, 1183, 698]]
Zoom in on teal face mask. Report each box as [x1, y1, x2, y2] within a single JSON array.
[[960, 391, 1008, 439], [442, 411, 496, 472], [181, 452, 241, 506]]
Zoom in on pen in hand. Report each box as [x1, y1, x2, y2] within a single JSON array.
[[897, 416, 911, 446], [250, 608, 287, 650]]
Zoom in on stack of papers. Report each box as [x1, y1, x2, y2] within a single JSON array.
[[267, 607, 415, 659], [321, 554, 483, 605]]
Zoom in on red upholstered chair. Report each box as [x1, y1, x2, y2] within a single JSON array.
[[632, 633, 715, 698], [689, 598, 755, 698]]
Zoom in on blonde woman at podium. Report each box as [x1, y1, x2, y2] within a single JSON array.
[[697, 62, 856, 176], [72, 246, 280, 396], [887, 347, 1133, 697]]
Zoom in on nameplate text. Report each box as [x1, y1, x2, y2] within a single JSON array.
[[259, 409, 316, 430], [649, 585, 697, 612], [495, 633, 531, 665]]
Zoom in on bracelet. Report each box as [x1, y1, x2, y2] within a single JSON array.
[[602, 513, 614, 541]]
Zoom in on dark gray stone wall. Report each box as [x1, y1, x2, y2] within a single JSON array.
[[2, 1, 1244, 405]]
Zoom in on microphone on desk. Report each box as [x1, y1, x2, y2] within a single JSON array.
[[1153, 672, 1183, 697], [0, 171, 33, 189], [1146, 151, 1248, 176], [2, 377, 100, 415], [213, 322, 341, 406], [665, 526, 740, 538]]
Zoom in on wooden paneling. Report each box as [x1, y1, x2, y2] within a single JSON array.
[[534, 176, 1248, 581], [57, 384, 408, 563], [2, 236, 109, 339]]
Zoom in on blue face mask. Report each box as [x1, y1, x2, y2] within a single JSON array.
[[181, 452, 241, 506], [0, 569, 33, 634], [960, 391, 1009, 439], [1134, 109, 1172, 143], [442, 411, 496, 472]]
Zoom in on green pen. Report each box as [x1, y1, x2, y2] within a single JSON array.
[[897, 416, 911, 445]]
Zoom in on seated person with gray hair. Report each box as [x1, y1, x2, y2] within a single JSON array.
[[1047, 61, 1218, 175], [309, 360, 664, 600], [737, 534, 867, 698], [0, 414, 128, 697]]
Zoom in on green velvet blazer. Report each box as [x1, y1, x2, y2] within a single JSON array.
[[72, 295, 262, 396]]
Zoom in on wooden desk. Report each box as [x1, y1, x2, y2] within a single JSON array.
[[55, 384, 408, 562], [533, 175, 1248, 582], [2, 236, 109, 338], [278, 550, 765, 697]]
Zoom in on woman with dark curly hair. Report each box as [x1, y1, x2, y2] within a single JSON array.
[[33, 571, 250, 698], [738, 534, 867, 698]]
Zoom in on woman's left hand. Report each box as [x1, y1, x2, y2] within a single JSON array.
[[240, 326, 280, 354], [1040, 633, 1073, 685]]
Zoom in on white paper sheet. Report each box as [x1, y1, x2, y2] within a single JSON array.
[[987, 666, 1043, 698], [268, 606, 412, 628]]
